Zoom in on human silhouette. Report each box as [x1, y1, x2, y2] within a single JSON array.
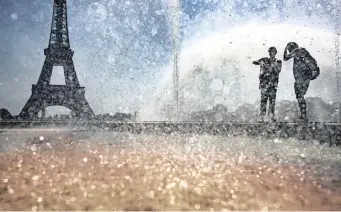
[[253, 47, 282, 122], [284, 42, 320, 123]]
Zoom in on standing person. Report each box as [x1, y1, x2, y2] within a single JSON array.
[[283, 42, 320, 122], [253, 47, 282, 122]]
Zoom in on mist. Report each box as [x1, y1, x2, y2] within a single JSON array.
[[139, 0, 341, 121], [1, 0, 341, 120]]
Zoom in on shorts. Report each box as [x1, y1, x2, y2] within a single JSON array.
[[294, 80, 310, 96]]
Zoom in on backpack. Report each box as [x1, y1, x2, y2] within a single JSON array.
[[311, 66, 320, 80], [305, 52, 320, 80]]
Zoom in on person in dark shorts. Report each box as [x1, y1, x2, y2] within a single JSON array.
[[253, 47, 282, 122], [284, 42, 319, 122]]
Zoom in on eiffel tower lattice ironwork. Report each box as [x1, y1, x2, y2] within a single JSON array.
[[19, 0, 94, 119]]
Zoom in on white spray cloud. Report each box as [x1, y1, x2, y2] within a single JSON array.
[[139, 20, 339, 121]]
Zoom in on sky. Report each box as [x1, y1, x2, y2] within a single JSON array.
[[0, 0, 341, 120]]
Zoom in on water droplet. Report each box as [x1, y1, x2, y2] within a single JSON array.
[[31, 145, 37, 152], [166, 182, 176, 189], [8, 187, 14, 194], [274, 138, 282, 143], [10, 13, 18, 20], [32, 175, 40, 181], [179, 180, 188, 189]]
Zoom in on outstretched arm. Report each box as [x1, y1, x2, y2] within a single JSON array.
[[252, 58, 263, 65]]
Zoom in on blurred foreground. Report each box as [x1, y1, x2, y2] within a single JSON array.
[[0, 129, 341, 210]]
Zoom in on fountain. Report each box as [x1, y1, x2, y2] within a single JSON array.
[[139, 0, 341, 122], [166, 0, 181, 121]]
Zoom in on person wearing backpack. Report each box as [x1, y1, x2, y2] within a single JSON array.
[[284, 42, 320, 123]]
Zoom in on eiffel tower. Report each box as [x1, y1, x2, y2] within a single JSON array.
[[19, 0, 94, 120]]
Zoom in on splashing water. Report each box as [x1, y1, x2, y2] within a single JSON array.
[[165, 0, 181, 121], [139, 1, 341, 121], [334, 21, 341, 122]]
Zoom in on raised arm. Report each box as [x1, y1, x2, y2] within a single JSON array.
[[283, 46, 297, 61]]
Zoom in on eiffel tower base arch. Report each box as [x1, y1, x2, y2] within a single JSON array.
[[19, 85, 94, 120]]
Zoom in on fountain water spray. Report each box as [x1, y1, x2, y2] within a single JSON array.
[[140, 1, 341, 121], [335, 26, 340, 123], [167, 0, 181, 121]]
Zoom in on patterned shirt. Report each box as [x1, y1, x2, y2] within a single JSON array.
[[254, 57, 282, 88]]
